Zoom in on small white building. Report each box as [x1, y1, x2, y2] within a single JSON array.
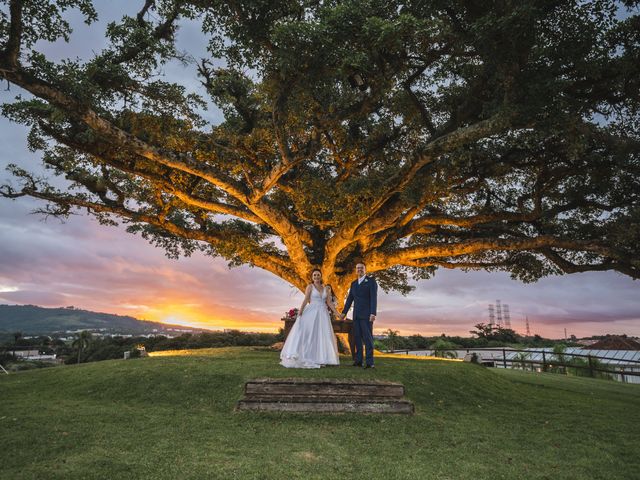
[[9, 349, 57, 361]]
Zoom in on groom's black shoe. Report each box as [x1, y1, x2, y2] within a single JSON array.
[[352, 362, 362, 367], [365, 365, 375, 369]]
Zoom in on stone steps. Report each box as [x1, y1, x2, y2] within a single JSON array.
[[236, 378, 414, 414]]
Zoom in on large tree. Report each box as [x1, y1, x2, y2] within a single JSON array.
[[1, 0, 639, 303]]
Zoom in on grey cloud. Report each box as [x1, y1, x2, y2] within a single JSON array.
[[0, 290, 70, 306]]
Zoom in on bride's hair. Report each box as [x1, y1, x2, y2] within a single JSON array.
[[325, 284, 337, 304]]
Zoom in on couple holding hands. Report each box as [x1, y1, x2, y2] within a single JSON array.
[[280, 262, 378, 369]]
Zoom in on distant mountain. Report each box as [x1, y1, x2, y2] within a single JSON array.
[[0, 304, 209, 335]]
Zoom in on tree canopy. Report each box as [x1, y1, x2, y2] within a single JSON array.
[[1, 0, 639, 301]]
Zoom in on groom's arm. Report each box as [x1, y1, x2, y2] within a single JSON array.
[[370, 277, 378, 316], [342, 286, 354, 316]]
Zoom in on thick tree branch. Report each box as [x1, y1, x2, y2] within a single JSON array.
[[369, 113, 512, 218], [251, 125, 321, 203], [400, 259, 512, 270], [402, 211, 541, 234], [541, 248, 638, 279], [367, 236, 619, 272], [0, 67, 248, 198], [403, 65, 436, 135], [40, 121, 267, 225], [324, 112, 512, 270], [2, 175, 298, 282], [3, 0, 23, 66], [0, 63, 313, 275]]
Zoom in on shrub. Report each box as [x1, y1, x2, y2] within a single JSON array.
[[430, 339, 458, 359]]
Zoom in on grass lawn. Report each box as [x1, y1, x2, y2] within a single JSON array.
[[1, 347, 639, 479]]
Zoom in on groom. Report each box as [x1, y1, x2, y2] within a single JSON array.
[[341, 262, 378, 368]]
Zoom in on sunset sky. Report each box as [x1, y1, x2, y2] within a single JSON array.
[[1, 3, 639, 339]]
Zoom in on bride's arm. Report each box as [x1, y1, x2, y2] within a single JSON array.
[[298, 285, 312, 317], [325, 286, 341, 317]]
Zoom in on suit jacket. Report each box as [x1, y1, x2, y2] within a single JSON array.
[[342, 275, 378, 319]]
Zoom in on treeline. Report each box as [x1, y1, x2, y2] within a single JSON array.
[[143, 331, 284, 352], [1, 330, 285, 366], [2, 325, 583, 368], [75, 331, 284, 363], [377, 325, 577, 352], [376, 334, 536, 352]]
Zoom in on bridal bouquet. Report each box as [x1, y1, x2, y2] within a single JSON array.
[[282, 308, 299, 321]]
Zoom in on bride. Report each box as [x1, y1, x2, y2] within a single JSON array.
[[280, 268, 341, 368]]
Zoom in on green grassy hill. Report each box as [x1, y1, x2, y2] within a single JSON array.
[[0, 304, 202, 335], [1, 348, 638, 479]]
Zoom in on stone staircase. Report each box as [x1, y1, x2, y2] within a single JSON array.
[[236, 378, 414, 414]]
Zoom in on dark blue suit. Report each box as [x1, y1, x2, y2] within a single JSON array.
[[342, 275, 378, 366]]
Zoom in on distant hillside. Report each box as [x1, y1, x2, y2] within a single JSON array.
[[0, 304, 206, 335]]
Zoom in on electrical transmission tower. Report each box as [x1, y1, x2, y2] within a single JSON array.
[[496, 300, 503, 328], [503, 304, 511, 329], [488, 304, 495, 328], [525, 316, 531, 337]]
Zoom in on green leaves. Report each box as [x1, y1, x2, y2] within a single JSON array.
[[1, 0, 97, 49]]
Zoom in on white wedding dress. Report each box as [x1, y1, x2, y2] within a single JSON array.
[[280, 286, 340, 368]]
